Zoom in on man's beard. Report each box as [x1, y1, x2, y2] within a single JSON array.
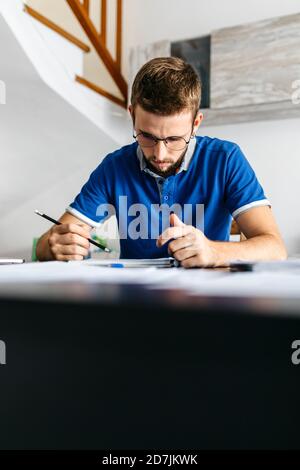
[[145, 149, 186, 177]]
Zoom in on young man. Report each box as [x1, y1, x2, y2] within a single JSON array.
[[36, 57, 287, 267]]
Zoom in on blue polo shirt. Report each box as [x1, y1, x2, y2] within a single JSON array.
[[67, 136, 270, 258]]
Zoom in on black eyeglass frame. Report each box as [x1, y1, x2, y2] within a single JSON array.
[[132, 112, 198, 151]]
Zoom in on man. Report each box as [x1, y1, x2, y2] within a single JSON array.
[[36, 57, 287, 267]]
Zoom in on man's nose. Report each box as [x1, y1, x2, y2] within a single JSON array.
[[153, 140, 167, 160]]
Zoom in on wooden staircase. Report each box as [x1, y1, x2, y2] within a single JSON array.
[[24, 0, 127, 108]]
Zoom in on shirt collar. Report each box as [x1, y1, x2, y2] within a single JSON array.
[[136, 137, 197, 177]]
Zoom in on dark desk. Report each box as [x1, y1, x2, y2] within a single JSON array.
[[0, 280, 300, 449]]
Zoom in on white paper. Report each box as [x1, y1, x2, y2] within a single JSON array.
[[0, 261, 299, 299]]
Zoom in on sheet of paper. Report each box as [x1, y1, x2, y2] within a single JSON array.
[[0, 259, 25, 265], [0, 261, 179, 284], [149, 269, 300, 298], [82, 257, 177, 267], [0, 262, 299, 299]]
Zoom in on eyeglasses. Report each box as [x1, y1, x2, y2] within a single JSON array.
[[133, 130, 194, 151]]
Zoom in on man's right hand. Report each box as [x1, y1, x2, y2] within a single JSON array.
[[48, 223, 91, 261]]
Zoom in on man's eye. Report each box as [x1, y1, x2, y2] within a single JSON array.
[[141, 133, 155, 140], [166, 136, 181, 142]]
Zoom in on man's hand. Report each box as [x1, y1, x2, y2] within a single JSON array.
[[156, 213, 218, 268], [48, 223, 91, 261]]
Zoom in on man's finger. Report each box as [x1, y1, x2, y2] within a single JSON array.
[[170, 212, 185, 227], [172, 247, 199, 262], [52, 244, 89, 258], [180, 254, 203, 268], [57, 233, 90, 249], [54, 223, 91, 239], [157, 225, 190, 247], [168, 234, 195, 254]]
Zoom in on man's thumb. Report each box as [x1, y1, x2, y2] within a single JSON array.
[[170, 213, 185, 227]]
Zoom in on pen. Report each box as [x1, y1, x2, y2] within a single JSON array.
[[34, 210, 111, 253]]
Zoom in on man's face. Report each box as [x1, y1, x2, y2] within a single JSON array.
[[130, 105, 202, 177]]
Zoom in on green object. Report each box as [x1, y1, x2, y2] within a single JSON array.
[[31, 237, 39, 262], [91, 234, 107, 250]]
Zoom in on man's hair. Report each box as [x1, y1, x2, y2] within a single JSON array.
[[131, 57, 201, 116]]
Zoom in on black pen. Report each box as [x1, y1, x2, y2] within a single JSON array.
[[35, 210, 111, 253]]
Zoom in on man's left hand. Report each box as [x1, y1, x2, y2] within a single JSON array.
[[156, 213, 218, 268]]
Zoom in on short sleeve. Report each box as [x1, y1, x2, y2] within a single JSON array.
[[224, 145, 271, 219], [66, 159, 113, 227]]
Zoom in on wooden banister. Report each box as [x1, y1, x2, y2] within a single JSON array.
[[75, 75, 126, 108], [24, 1, 127, 108], [66, 0, 127, 101], [23, 4, 90, 53], [83, 0, 89, 14], [101, 0, 107, 45], [116, 0, 122, 70]]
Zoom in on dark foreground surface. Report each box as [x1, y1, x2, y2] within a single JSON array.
[[0, 281, 300, 450]]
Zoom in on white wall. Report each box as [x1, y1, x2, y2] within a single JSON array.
[[122, 0, 300, 254], [0, 13, 118, 260]]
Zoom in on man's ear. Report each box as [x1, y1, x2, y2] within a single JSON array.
[[128, 104, 134, 118], [128, 105, 135, 124], [193, 112, 203, 134]]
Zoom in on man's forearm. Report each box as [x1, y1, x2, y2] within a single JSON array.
[[209, 234, 287, 267]]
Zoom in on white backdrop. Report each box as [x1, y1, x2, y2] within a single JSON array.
[[1, 0, 300, 258], [123, 0, 300, 254]]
